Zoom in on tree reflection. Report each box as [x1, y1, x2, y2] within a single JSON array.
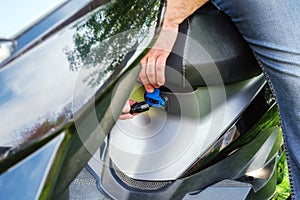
[[11, 0, 162, 145], [65, 0, 161, 87], [16, 104, 72, 145]]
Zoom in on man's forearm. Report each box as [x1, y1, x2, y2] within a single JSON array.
[[163, 0, 208, 29], [137, 0, 208, 94]]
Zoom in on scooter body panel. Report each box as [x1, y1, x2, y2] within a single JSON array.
[[108, 75, 265, 180], [87, 112, 281, 199]]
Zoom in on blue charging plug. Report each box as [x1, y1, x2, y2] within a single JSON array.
[[144, 88, 167, 108], [129, 88, 168, 114]]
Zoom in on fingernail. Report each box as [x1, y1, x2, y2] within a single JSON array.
[[145, 86, 154, 92]]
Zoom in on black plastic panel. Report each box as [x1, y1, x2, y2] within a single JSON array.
[[165, 3, 261, 89]]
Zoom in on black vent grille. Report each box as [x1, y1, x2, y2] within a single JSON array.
[[111, 162, 172, 191]]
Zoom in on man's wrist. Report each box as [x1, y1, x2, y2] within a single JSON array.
[[162, 18, 179, 31]]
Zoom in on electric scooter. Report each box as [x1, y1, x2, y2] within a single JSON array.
[[0, 1, 281, 199], [74, 2, 281, 200]]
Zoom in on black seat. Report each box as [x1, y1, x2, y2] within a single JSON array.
[[165, 3, 261, 90]]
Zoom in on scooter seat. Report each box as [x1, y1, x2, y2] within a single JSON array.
[[165, 3, 261, 89]]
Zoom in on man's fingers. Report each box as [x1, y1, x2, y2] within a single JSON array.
[[140, 47, 170, 92], [122, 100, 131, 113], [119, 100, 134, 120], [144, 84, 155, 92], [139, 57, 151, 86], [146, 56, 158, 87], [119, 113, 134, 120], [156, 55, 167, 86], [142, 48, 159, 87]]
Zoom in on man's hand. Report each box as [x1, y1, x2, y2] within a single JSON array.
[[139, 0, 208, 92], [119, 100, 136, 120], [139, 24, 178, 92], [120, 0, 208, 119]]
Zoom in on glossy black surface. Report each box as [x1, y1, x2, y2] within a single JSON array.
[[0, 0, 164, 198], [0, 133, 65, 199], [0, 0, 93, 67], [0, 0, 162, 147]]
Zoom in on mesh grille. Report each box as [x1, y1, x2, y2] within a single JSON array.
[[111, 162, 172, 191]]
